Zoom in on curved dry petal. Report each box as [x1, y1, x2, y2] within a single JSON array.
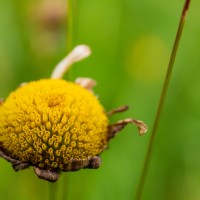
[[51, 45, 91, 79], [0, 149, 29, 171], [108, 118, 148, 139], [19, 82, 28, 87], [34, 167, 60, 182], [0, 98, 4, 106], [107, 105, 129, 116], [75, 77, 96, 92]]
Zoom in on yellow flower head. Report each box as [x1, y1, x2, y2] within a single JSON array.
[[0, 45, 147, 182], [0, 79, 108, 168]]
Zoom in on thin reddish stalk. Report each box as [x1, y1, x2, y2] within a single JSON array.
[[135, 1, 191, 199]]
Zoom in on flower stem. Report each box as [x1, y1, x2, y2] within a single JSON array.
[[48, 182, 57, 200], [135, 1, 191, 199], [67, 0, 74, 53], [66, 0, 75, 80]]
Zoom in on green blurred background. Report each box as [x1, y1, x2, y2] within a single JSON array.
[[0, 0, 199, 199]]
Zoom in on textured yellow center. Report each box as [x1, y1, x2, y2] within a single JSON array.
[[0, 79, 108, 170]]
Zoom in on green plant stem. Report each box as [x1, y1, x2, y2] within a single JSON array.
[[66, 0, 75, 80], [48, 182, 57, 200], [67, 0, 74, 53], [135, 1, 191, 199]]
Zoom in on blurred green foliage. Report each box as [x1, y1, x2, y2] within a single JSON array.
[[0, 0, 200, 200]]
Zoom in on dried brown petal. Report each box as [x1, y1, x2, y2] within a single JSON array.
[[75, 77, 97, 92], [107, 105, 129, 116], [0, 98, 4, 106], [34, 167, 60, 182], [108, 118, 147, 139], [0, 149, 29, 171]]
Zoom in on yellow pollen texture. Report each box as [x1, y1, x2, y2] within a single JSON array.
[[0, 79, 109, 170]]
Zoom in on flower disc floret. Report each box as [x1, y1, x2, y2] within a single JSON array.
[[0, 79, 108, 171]]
